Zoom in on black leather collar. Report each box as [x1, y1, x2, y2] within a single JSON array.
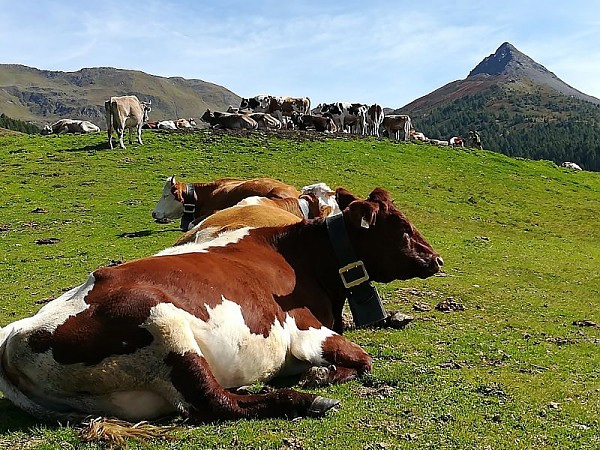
[[180, 184, 197, 231], [325, 213, 387, 327]]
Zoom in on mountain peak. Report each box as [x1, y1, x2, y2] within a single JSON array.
[[468, 42, 547, 78]]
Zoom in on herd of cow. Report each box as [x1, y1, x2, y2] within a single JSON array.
[[39, 93, 446, 149], [0, 174, 444, 425]]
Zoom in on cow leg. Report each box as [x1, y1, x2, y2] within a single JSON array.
[[165, 351, 338, 423], [117, 128, 126, 149], [289, 329, 372, 385], [136, 125, 143, 145]]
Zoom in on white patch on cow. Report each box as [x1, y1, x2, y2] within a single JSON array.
[[301, 182, 341, 216], [1, 277, 95, 342], [235, 196, 264, 207], [145, 298, 336, 388], [155, 227, 251, 256]]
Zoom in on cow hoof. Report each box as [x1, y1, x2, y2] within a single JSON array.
[[307, 396, 340, 417]]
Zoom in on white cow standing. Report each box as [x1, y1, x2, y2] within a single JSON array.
[[104, 95, 151, 149]]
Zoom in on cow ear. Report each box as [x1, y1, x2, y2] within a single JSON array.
[[347, 201, 378, 229], [335, 187, 360, 210]]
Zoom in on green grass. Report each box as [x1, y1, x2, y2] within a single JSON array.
[[0, 130, 599, 449]]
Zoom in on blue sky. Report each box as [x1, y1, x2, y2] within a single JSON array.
[[1, 0, 599, 108]]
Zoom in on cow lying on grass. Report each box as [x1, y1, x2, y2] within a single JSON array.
[[151, 176, 301, 230], [41, 119, 101, 135], [0, 187, 442, 423]]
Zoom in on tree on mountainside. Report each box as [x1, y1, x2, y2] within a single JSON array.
[[404, 92, 600, 171], [0, 113, 40, 134]]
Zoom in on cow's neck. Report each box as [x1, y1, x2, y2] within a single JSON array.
[[273, 218, 385, 333], [270, 221, 345, 329]]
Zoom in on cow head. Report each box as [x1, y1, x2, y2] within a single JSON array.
[[41, 124, 53, 135], [142, 100, 152, 122], [336, 187, 443, 282], [152, 176, 185, 222], [301, 182, 341, 216], [201, 109, 214, 123]]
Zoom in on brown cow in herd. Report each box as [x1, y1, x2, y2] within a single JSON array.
[[0, 186, 443, 423]]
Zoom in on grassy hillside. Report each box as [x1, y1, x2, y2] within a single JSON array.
[[0, 64, 241, 127], [0, 130, 598, 449]]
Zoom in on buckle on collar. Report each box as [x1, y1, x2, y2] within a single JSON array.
[[338, 260, 369, 288], [183, 203, 196, 214]]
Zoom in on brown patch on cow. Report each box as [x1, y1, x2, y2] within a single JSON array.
[[165, 351, 317, 422], [320, 335, 372, 376], [31, 287, 156, 365]]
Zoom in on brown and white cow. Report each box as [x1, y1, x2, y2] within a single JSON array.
[[449, 137, 465, 148], [177, 183, 341, 245], [174, 202, 305, 245], [201, 109, 258, 130], [382, 114, 412, 141], [151, 176, 301, 230], [41, 119, 101, 135], [105, 95, 152, 149], [175, 118, 196, 129], [0, 187, 443, 423]]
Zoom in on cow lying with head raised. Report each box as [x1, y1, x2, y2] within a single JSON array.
[[152, 176, 301, 230], [0, 187, 443, 423], [175, 183, 341, 246]]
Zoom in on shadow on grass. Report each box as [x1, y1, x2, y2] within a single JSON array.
[[0, 399, 39, 433], [117, 228, 181, 239], [64, 141, 108, 153]]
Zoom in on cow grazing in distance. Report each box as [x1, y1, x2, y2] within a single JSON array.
[[239, 95, 311, 124], [142, 121, 160, 129], [449, 137, 465, 147], [239, 95, 272, 113], [151, 176, 301, 230], [291, 113, 337, 132], [201, 109, 258, 130], [157, 120, 177, 130], [175, 118, 196, 129], [247, 113, 282, 130], [104, 95, 151, 149], [316, 103, 368, 135], [41, 119, 101, 135], [409, 130, 428, 142], [0, 187, 443, 423], [382, 114, 412, 141], [561, 161, 582, 170], [366, 104, 384, 137]]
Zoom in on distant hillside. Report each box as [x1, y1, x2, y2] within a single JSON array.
[[395, 42, 600, 171], [0, 65, 241, 128]]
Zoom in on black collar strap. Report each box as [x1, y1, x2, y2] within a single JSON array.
[[325, 213, 387, 327], [180, 183, 197, 231]]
